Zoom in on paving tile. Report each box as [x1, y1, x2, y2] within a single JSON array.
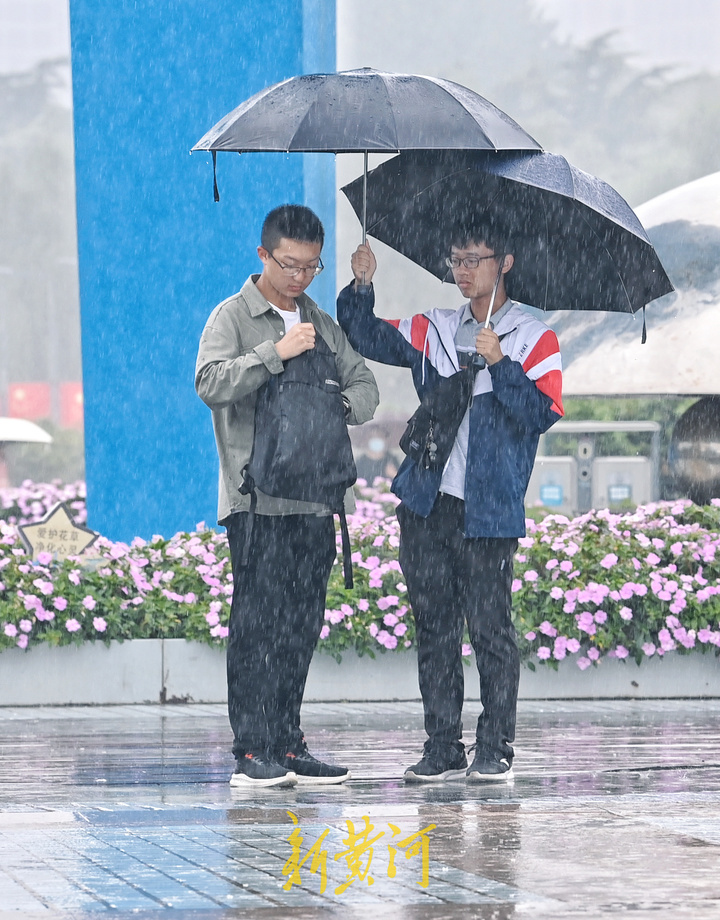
[[2, 700, 720, 917]]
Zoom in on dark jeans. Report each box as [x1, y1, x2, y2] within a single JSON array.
[[225, 511, 336, 759], [397, 493, 519, 763]]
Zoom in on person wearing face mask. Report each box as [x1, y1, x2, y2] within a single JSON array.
[[355, 429, 399, 483]]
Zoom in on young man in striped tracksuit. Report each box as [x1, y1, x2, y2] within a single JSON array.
[[337, 217, 563, 783]]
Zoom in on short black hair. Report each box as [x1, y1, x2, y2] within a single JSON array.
[[261, 205, 324, 252], [450, 214, 513, 257]]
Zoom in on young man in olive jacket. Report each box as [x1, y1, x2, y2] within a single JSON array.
[[196, 205, 379, 787]]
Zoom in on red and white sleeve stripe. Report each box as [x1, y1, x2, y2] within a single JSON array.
[[522, 329, 564, 416]]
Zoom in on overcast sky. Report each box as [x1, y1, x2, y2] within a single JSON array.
[[1, 0, 719, 76], [535, 0, 720, 75]]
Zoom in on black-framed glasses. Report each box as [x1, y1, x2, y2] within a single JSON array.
[[445, 254, 497, 270], [270, 253, 324, 277]]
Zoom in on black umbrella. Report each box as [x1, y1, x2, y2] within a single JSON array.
[[341, 150, 674, 316], [192, 68, 542, 235]]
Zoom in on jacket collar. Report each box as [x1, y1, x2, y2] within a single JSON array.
[[240, 274, 318, 319]]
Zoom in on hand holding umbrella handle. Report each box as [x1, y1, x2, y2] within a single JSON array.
[[352, 242, 377, 291]]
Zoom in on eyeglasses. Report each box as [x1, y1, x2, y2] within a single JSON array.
[[270, 253, 324, 277], [445, 254, 497, 270]]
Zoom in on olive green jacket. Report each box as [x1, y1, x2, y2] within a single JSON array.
[[195, 275, 379, 523]]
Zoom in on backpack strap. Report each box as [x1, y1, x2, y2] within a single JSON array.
[[338, 506, 353, 590], [238, 466, 257, 567]]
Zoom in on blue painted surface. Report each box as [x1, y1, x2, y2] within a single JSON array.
[[69, 0, 336, 541]]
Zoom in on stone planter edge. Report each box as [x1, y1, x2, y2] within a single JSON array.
[[0, 639, 718, 706]]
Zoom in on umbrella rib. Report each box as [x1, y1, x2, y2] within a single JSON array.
[[421, 77, 496, 148]]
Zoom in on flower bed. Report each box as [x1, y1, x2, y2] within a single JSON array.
[[1, 481, 720, 671]]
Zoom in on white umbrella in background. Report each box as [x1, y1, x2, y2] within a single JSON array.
[[0, 418, 53, 489], [549, 170, 720, 396], [0, 418, 53, 444]]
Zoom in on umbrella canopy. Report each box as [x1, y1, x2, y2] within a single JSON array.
[[548, 170, 720, 395], [192, 68, 542, 155], [0, 418, 52, 444], [341, 150, 673, 314]]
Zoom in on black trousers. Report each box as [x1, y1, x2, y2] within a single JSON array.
[[225, 511, 336, 759], [397, 493, 519, 763]]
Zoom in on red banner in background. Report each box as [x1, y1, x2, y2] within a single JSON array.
[[60, 382, 84, 429], [8, 383, 51, 420]]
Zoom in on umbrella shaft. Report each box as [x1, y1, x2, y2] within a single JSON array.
[[485, 260, 504, 327]]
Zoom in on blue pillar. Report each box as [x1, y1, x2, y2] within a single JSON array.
[[69, 0, 336, 541]]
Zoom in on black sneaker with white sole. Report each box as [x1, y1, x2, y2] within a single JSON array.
[[404, 748, 468, 783], [279, 743, 351, 785], [466, 751, 514, 783], [230, 752, 297, 788]]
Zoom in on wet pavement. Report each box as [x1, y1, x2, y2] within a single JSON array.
[[1, 699, 720, 918]]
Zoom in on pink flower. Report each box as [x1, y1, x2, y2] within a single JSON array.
[[566, 638, 581, 654], [525, 631, 536, 641], [545, 559, 559, 570], [642, 642, 656, 657], [646, 552, 661, 566], [587, 647, 600, 661], [511, 579, 522, 593], [619, 606, 633, 621], [357, 599, 370, 612], [319, 625, 330, 640], [53, 597, 68, 611], [93, 617, 107, 632], [658, 628, 676, 652], [383, 613, 399, 627], [65, 619, 81, 633], [16, 634, 29, 649], [19, 619, 32, 633], [368, 623, 379, 637], [205, 610, 220, 626], [600, 553, 618, 569], [614, 645, 629, 659], [461, 643, 472, 656], [594, 609, 608, 624], [82, 596, 97, 611], [537, 646, 551, 660], [377, 595, 399, 610], [4, 623, 18, 637], [559, 560, 574, 572], [576, 611, 596, 635], [553, 636, 567, 660], [550, 586, 564, 600], [577, 657, 592, 670], [394, 623, 408, 637], [539, 620, 557, 637], [524, 570, 538, 582], [36, 551, 53, 565]]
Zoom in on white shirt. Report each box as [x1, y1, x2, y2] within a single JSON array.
[[440, 299, 512, 501]]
